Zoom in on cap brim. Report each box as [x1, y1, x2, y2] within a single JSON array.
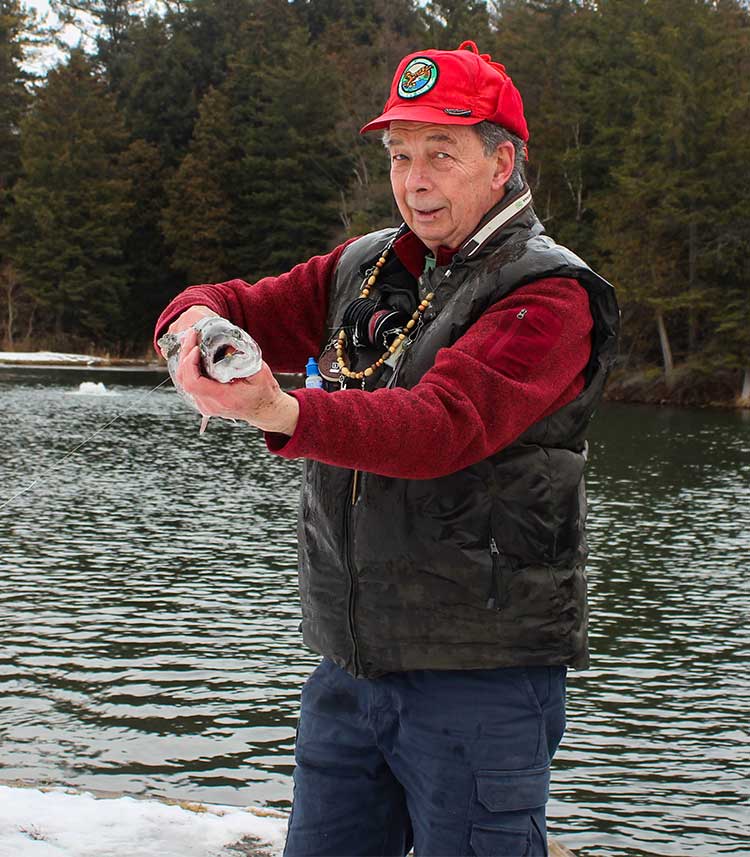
[[360, 104, 482, 135]]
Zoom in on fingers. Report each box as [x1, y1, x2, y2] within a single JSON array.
[[175, 340, 203, 391], [176, 341, 234, 418], [172, 338, 278, 425], [161, 307, 215, 358], [167, 305, 218, 335], [181, 327, 199, 355]]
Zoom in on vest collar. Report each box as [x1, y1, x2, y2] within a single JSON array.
[[457, 184, 534, 262]]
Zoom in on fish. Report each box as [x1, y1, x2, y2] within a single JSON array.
[[158, 316, 262, 434]]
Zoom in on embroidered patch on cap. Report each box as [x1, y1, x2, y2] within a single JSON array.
[[398, 58, 439, 99]]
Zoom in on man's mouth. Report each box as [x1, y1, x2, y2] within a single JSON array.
[[413, 207, 444, 219]]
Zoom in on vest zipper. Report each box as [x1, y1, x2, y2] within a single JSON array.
[[486, 537, 510, 610], [343, 471, 362, 674], [351, 469, 360, 505]]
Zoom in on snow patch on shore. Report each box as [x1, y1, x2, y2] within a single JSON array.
[[0, 351, 103, 365], [0, 786, 287, 857]]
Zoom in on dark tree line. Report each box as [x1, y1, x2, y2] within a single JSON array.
[[1, 0, 748, 402]]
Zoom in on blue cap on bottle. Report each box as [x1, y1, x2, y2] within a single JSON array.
[[306, 357, 320, 376]]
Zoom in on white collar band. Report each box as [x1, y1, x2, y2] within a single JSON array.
[[460, 186, 534, 260]]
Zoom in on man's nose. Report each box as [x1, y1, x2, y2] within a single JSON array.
[[404, 158, 432, 193]]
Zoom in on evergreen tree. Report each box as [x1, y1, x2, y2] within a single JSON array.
[[228, 0, 352, 276], [591, 0, 750, 382], [296, 0, 431, 235], [425, 0, 492, 49], [229, 20, 350, 276], [491, 0, 598, 247], [50, 0, 148, 82], [696, 0, 750, 399], [120, 137, 182, 349], [112, 1, 257, 165], [11, 50, 133, 348], [0, 0, 30, 194], [0, 0, 35, 347], [162, 86, 237, 283], [96, 0, 268, 345], [163, 0, 352, 283]]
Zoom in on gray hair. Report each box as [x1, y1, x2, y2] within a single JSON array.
[[382, 121, 526, 194], [473, 121, 526, 193]]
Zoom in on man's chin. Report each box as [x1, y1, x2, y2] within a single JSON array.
[[408, 219, 449, 248]]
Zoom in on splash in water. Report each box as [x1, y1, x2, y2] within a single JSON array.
[[75, 381, 109, 396]]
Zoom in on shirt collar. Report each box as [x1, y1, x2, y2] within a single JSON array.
[[393, 231, 458, 278]]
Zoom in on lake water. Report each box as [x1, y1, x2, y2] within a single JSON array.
[[0, 366, 748, 857]]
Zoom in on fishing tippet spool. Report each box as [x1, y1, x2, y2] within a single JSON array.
[[342, 298, 411, 350]]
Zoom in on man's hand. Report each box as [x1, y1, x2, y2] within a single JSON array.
[[175, 328, 300, 436], [160, 305, 218, 356]]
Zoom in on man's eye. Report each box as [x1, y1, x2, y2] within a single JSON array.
[[435, 152, 451, 160], [391, 153, 408, 162]]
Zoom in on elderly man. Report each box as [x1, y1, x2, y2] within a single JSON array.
[[156, 41, 619, 857]]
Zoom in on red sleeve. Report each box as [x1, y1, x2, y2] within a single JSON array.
[[153, 239, 357, 374], [266, 277, 593, 478]]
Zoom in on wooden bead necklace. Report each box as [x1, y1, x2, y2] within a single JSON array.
[[336, 244, 435, 383]]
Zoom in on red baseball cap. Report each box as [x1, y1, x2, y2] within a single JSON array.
[[360, 40, 529, 142]]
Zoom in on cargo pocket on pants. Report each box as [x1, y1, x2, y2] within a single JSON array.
[[469, 764, 550, 857]]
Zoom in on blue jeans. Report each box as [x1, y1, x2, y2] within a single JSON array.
[[284, 658, 566, 856]]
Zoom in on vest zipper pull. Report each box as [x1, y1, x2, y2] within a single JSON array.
[[487, 537, 502, 609]]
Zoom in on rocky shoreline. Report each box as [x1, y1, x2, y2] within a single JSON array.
[[604, 365, 749, 409]]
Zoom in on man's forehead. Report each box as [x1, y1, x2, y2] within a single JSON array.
[[386, 121, 462, 145]]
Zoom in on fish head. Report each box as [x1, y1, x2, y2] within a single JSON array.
[[193, 316, 261, 383]]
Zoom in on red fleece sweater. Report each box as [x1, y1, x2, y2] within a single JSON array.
[[154, 236, 593, 479]]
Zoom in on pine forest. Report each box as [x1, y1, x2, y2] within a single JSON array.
[[1, 0, 749, 405]]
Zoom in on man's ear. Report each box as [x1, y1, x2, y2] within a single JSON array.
[[490, 141, 515, 191]]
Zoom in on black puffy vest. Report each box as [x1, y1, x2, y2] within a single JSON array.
[[297, 205, 619, 678]]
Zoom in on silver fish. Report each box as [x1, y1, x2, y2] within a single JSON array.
[[158, 316, 262, 433]]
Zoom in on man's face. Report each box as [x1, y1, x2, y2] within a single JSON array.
[[387, 121, 514, 253]]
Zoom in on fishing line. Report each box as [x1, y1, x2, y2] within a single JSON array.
[[0, 376, 172, 511]]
